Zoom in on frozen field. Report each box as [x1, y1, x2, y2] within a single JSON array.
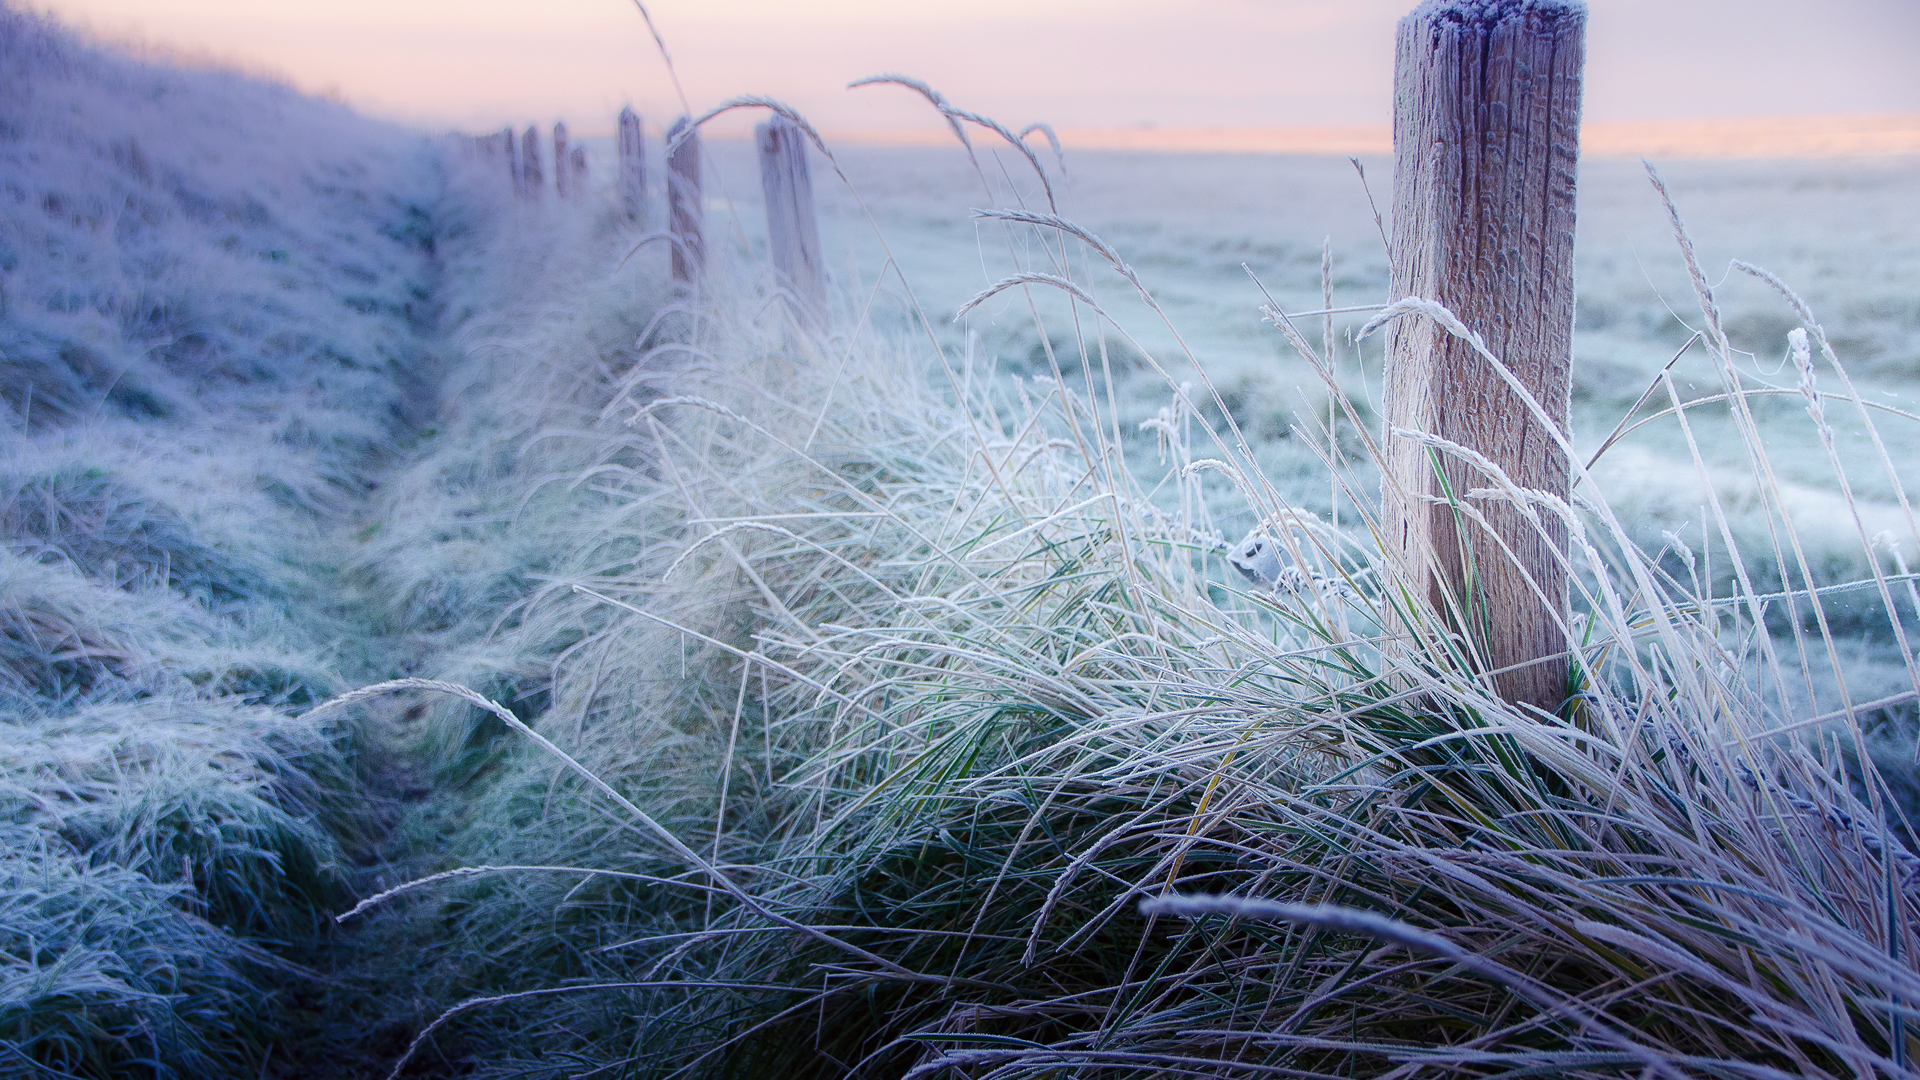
[[659, 135, 1920, 718], [688, 137, 1920, 427], [670, 139, 1920, 555]]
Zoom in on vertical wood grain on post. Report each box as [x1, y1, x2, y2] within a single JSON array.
[[552, 122, 570, 198], [666, 118, 704, 283], [755, 115, 827, 327], [520, 124, 543, 201], [618, 106, 646, 224], [1384, 0, 1584, 713]]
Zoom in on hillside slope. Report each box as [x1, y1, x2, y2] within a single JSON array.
[[0, 7, 450, 1074]]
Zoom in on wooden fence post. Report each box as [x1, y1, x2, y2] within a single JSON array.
[[1383, 0, 1585, 714], [666, 117, 704, 283], [569, 146, 587, 193], [755, 115, 827, 328], [618, 106, 646, 224], [553, 122, 570, 198], [520, 124, 543, 201], [503, 126, 519, 195]]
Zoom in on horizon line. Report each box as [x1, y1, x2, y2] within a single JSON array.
[[795, 113, 1920, 159]]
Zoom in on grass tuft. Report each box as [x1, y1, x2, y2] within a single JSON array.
[[363, 92, 1920, 1079]]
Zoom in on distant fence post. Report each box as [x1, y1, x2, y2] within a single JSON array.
[[666, 118, 704, 283], [569, 146, 587, 193], [503, 126, 520, 195], [520, 124, 543, 201], [755, 115, 827, 328], [553, 122, 570, 198], [1383, 0, 1584, 714], [618, 107, 646, 224]]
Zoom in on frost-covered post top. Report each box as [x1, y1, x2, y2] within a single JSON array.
[[1406, 0, 1585, 24], [1382, 0, 1585, 713]]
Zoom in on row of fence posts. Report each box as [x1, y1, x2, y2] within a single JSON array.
[[454, 0, 1579, 714], [660, 112, 825, 331], [465, 125, 588, 202], [459, 110, 826, 330]]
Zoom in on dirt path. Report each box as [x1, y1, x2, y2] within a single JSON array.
[[261, 202, 490, 1080]]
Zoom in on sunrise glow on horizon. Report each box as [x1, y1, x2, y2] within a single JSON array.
[[35, 0, 1920, 144]]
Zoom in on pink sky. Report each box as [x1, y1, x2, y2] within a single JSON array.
[[40, 0, 1920, 139]]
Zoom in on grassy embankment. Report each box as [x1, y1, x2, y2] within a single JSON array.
[[337, 104, 1920, 1077], [0, 7, 637, 1073], [0, 5, 688, 1071]]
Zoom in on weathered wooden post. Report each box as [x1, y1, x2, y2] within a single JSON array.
[[552, 122, 571, 198], [755, 115, 827, 328], [666, 117, 704, 283], [1383, 0, 1585, 713], [502, 126, 519, 194], [520, 124, 543, 201], [618, 106, 646, 224]]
